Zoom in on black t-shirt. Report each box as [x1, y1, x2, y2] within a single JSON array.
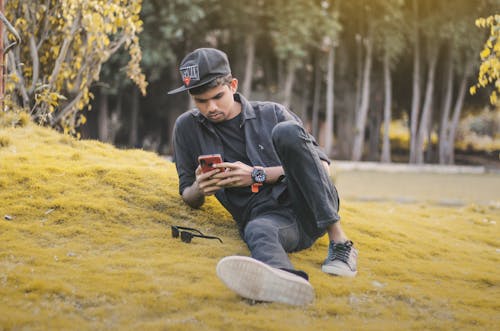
[[213, 112, 277, 224]]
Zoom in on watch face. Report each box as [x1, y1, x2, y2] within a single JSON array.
[[252, 168, 266, 183]]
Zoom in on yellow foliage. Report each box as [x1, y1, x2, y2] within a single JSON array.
[[473, 14, 500, 105], [382, 119, 440, 150], [4, 0, 148, 134], [0, 121, 499, 330]]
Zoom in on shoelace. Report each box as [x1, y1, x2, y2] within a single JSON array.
[[328, 241, 353, 263]]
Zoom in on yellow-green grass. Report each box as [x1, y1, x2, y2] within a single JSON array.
[[1, 112, 499, 330]]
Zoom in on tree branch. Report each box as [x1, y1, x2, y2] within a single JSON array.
[[7, 49, 29, 108], [28, 35, 40, 95], [48, 14, 81, 87], [51, 89, 84, 125], [108, 34, 128, 56], [37, 0, 53, 50]]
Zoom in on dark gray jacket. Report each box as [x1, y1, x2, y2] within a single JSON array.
[[172, 93, 328, 226]]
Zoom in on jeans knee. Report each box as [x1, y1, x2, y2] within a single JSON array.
[[272, 121, 303, 149], [244, 219, 277, 243]]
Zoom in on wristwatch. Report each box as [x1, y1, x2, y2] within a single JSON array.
[[251, 166, 266, 193]]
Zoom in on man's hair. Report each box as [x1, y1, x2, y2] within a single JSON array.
[[189, 74, 233, 95]]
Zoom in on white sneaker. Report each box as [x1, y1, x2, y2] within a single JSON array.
[[322, 240, 358, 277], [216, 256, 314, 306]]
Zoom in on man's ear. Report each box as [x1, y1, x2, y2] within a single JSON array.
[[229, 78, 238, 93]]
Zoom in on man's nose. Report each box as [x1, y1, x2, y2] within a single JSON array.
[[207, 99, 217, 112]]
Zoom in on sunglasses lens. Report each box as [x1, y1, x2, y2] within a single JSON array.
[[171, 226, 179, 238], [180, 231, 192, 243]]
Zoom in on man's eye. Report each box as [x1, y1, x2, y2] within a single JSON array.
[[213, 93, 223, 99]]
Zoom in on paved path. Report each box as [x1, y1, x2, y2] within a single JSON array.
[[333, 163, 500, 206], [332, 160, 497, 174]]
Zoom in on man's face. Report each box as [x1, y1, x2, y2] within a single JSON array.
[[191, 79, 239, 123]]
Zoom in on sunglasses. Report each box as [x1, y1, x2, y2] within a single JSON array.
[[171, 225, 223, 243]]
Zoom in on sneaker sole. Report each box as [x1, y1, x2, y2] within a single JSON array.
[[322, 263, 357, 277], [216, 256, 314, 306]]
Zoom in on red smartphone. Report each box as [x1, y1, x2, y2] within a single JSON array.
[[198, 154, 223, 173]]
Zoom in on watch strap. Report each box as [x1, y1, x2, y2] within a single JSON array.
[[251, 183, 262, 193]]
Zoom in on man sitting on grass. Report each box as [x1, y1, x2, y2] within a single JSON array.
[[169, 48, 358, 306]]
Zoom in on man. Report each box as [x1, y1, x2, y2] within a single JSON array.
[[169, 48, 358, 306]]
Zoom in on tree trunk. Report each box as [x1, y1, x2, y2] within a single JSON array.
[[324, 46, 335, 157], [425, 103, 435, 163], [446, 69, 468, 164], [439, 56, 453, 164], [367, 96, 382, 161], [97, 87, 110, 142], [334, 41, 354, 159], [354, 33, 363, 122], [263, 55, 273, 100], [416, 47, 438, 164], [129, 88, 139, 147], [241, 33, 255, 98], [299, 64, 311, 126], [351, 33, 373, 161], [105, 91, 122, 144], [409, 0, 421, 164], [311, 54, 321, 138], [283, 60, 296, 108], [381, 51, 392, 163], [277, 59, 284, 95]]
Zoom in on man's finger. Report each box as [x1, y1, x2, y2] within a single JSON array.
[[217, 176, 240, 187], [195, 165, 202, 176], [198, 168, 220, 180], [214, 162, 235, 169], [202, 184, 222, 195], [211, 169, 235, 180]]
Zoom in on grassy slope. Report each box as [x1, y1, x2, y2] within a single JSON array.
[[0, 112, 499, 331]]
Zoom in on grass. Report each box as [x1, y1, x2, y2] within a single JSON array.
[[1, 112, 499, 330]]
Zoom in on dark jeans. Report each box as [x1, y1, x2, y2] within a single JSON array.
[[243, 121, 340, 270]]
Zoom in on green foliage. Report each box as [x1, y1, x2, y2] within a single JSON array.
[[372, 0, 407, 66], [138, 0, 209, 82], [268, 0, 341, 61]]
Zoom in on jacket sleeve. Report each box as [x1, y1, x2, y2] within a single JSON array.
[[172, 115, 198, 195]]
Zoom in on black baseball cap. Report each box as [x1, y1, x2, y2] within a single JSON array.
[[167, 48, 231, 94]]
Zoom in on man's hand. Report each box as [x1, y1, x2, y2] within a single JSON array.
[[195, 165, 223, 195], [212, 162, 254, 188], [181, 165, 222, 209]]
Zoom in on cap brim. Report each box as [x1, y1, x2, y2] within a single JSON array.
[[167, 85, 188, 95], [167, 74, 224, 95]]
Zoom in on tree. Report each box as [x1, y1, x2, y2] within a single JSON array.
[[4, 0, 147, 136], [438, 2, 485, 164], [111, 0, 208, 149], [267, 0, 319, 108], [351, 0, 382, 162], [412, 0, 443, 164], [373, 0, 406, 163], [408, 0, 421, 164], [317, 0, 341, 156], [350, 24, 373, 161], [215, 0, 267, 98]]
